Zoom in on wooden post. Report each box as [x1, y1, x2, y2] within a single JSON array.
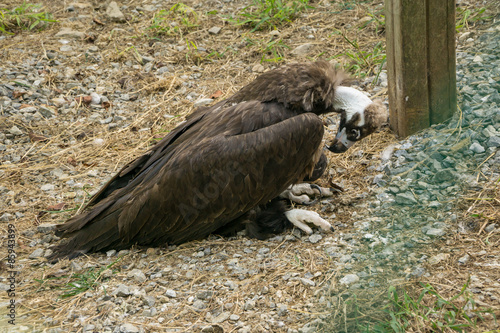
[[385, 0, 457, 137]]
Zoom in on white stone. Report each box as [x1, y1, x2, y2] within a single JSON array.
[[106, 1, 126, 22], [291, 43, 314, 56], [40, 184, 55, 191], [339, 274, 359, 286]]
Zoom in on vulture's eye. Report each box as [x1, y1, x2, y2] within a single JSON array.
[[351, 129, 361, 140]]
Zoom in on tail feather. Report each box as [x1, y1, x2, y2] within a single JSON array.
[[48, 210, 122, 262]]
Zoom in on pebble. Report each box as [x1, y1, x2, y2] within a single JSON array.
[[29, 249, 45, 259], [194, 98, 214, 108], [119, 323, 139, 333], [0, 213, 13, 222], [208, 26, 221, 34], [127, 269, 147, 283], [300, 278, 316, 287], [9, 126, 23, 135], [458, 254, 470, 265], [165, 289, 177, 298], [40, 184, 55, 191], [339, 274, 359, 286], [291, 43, 314, 56], [252, 64, 265, 73], [106, 1, 126, 22], [112, 284, 132, 297], [37, 223, 57, 234], [308, 234, 322, 243], [395, 192, 417, 205], [244, 299, 255, 310], [469, 142, 485, 153], [212, 311, 230, 323], [487, 136, 500, 147], [426, 228, 445, 237]]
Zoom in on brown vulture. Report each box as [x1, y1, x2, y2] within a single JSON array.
[[48, 61, 386, 261]]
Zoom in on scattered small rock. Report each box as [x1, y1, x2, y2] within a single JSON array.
[[339, 274, 359, 286], [291, 43, 314, 56], [208, 26, 221, 34], [112, 284, 132, 297], [106, 1, 126, 22]]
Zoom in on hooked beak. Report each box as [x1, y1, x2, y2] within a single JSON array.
[[326, 127, 356, 153]]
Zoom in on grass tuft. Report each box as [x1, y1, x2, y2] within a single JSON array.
[[329, 29, 386, 78], [0, 2, 56, 34], [368, 282, 497, 332], [228, 0, 313, 32], [147, 3, 199, 37], [456, 6, 492, 31]]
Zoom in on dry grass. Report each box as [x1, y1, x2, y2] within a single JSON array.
[[0, 0, 499, 331]]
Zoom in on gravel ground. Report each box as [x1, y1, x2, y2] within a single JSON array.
[[0, 0, 499, 332]]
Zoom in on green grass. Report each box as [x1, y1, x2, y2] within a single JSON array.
[[329, 30, 386, 79], [456, 6, 492, 32], [244, 36, 290, 63], [34, 258, 121, 299], [147, 3, 198, 37], [0, 2, 56, 34], [228, 0, 313, 32], [366, 282, 496, 332]]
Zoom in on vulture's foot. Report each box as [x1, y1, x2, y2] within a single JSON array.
[[280, 183, 340, 205], [284, 209, 334, 234]]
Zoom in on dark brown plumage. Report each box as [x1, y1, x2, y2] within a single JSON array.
[[48, 61, 383, 261]]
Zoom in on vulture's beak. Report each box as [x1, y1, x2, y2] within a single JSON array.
[[326, 127, 355, 153]]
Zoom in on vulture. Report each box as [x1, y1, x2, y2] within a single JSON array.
[[48, 61, 386, 261]]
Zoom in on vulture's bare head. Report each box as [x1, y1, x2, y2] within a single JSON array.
[[327, 86, 387, 153]]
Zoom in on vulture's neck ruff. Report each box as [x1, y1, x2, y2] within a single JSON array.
[[328, 86, 386, 153], [333, 86, 372, 127]]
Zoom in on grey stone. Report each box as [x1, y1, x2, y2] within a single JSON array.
[[339, 274, 359, 285], [196, 290, 213, 300], [432, 169, 455, 183], [119, 323, 139, 333], [484, 224, 496, 233], [106, 1, 126, 22], [9, 126, 23, 135], [41, 184, 55, 191], [193, 98, 213, 107], [300, 278, 315, 287], [244, 299, 255, 310], [55, 29, 85, 39], [193, 299, 206, 310], [426, 228, 445, 237], [127, 269, 147, 283], [292, 43, 314, 56], [112, 284, 131, 297], [60, 45, 73, 52], [212, 311, 230, 323], [0, 213, 13, 221], [411, 266, 426, 277], [106, 249, 117, 257], [395, 192, 417, 205], [208, 26, 221, 34], [165, 289, 176, 298], [487, 136, 500, 147], [458, 254, 470, 265], [142, 295, 156, 307], [37, 223, 57, 234], [308, 234, 322, 243], [469, 142, 485, 153], [229, 314, 240, 321], [29, 248, 45, 259]]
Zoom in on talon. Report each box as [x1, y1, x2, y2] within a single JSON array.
[[301, 198, 318, 206], [309, 184, 322, 196]]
